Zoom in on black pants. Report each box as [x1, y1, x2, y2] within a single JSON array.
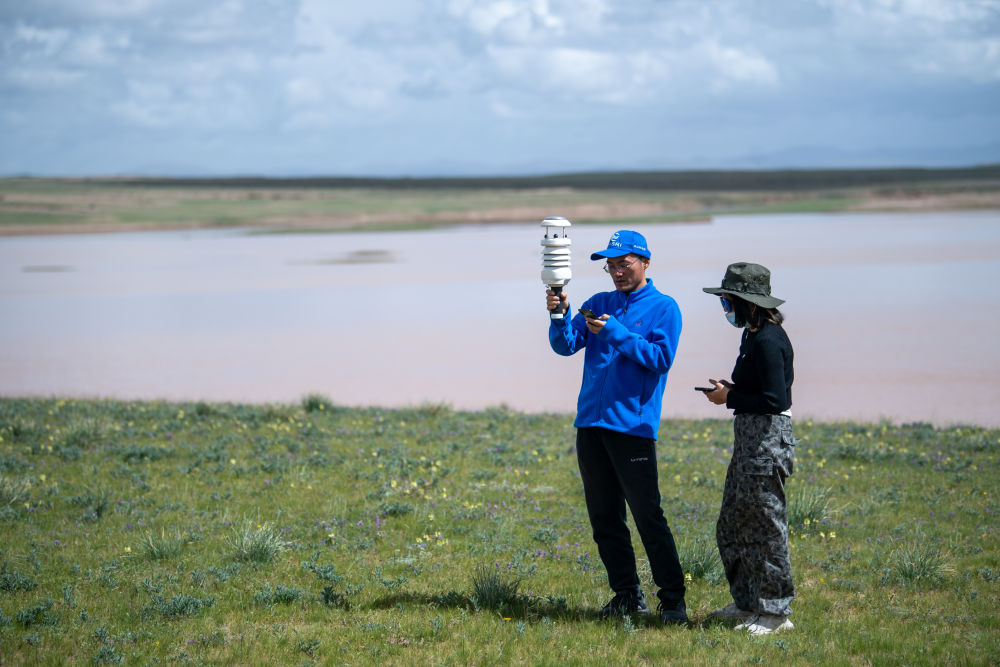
[[576, 426, 685, 602]]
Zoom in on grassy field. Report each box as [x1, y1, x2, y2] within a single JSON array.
[[2, 166, 1000, 235], [0, 397, 997, 665]]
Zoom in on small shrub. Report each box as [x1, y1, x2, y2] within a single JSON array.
[[0, 456, 31, 474], [678, 535, 724, 583], [319, 580, 361, 608], [0, 475, 30, 506], [114, 444, 172, 463], [62, 418, 109, 449], [370, 566, 408, 591], [321, 585, 348, 608], [788, 486, 832, 529], [888, 541, 953, 585], [977, 567, 1000, 583], [54, 444, 82, 462], [62, 583, 75, 607], [140, 530, 185, 560], [254, 584, 305, 606], [377, 501, 413, 517], [228, 521, 288, 563], [68, 486, 111, 521], [416, 402, 453, 418], [530, 527, 559, 544], [1, 567, 38, 593], [471, 565, 521, 610], [303, 558, 343, 584], [92, 644, 123, 665], [298, 637, 321, 657], [193, 401, 219, 417], [148, 593, 216, 618], [1, 417, 43, 444], [302, 393, 335, 413], [16, 598, 57, 627], [260, 404, 297, 421]]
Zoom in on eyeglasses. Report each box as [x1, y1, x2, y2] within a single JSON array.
[[720, 297, 733, 313], [603, 259, 638, 274]]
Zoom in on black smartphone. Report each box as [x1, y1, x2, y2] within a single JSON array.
[[694, 386, 716, 392], [578, 308, 597, 319]]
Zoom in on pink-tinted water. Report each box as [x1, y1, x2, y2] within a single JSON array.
[[2, 211, 998, 426]]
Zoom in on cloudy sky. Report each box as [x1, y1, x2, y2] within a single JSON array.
[[2, 0, 999, 176]]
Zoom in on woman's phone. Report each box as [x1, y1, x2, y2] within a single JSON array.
[[694, 386, 715, 392], [578, 308, 597, 319]]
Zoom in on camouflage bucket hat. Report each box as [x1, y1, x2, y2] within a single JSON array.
[[702, 262, 785, 309]]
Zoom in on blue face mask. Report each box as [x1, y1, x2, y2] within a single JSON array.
[[725, 311, 740, 328]]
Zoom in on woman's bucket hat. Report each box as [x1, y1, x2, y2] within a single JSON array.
[[703, 262, 785, 308]]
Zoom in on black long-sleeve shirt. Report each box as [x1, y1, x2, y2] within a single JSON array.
[[726, 321, 794, 415]]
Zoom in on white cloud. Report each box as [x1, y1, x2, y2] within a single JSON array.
[[447, 0, 564, 41], [827, 0, 1000, 23], [2, 65, 84, 90], [811, 0, 1000, 81], [702, 42, 781, 91], [908, 37, 1000, 81], [285, 77, 324, 105], [0, 0, 998, 174], [13, 23, 69, 53], [487, 46, 629, 102]]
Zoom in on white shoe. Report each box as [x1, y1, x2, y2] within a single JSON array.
[[710, 602, 753, 621], [738, 613, 794, 635]]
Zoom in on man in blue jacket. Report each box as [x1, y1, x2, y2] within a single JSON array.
[[546, 229, 688, 625]]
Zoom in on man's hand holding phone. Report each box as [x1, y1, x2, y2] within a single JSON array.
[[578, 308, 608, 333]]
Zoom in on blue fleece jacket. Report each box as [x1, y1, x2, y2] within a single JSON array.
[[549, 279, 682, 440]]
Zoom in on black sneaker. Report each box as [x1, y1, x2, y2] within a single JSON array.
[[598, 589, 650, 618], [657, 598, 689, 625]]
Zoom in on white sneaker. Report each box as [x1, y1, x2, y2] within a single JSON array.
[[738, 614, 794, 635], [710, 602, 753, 621]]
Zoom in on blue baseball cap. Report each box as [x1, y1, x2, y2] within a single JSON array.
[[590, 230, 651, 260]]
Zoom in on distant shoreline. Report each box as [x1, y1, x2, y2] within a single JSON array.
[[3, 166, 1000, 236], [8, 164, 999, 190]]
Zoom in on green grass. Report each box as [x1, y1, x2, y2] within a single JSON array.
[[0, 398, 998, 664]]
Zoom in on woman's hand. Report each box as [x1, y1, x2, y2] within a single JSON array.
[[704, 379, 732, 405]]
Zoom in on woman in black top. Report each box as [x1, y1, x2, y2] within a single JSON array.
[[701, 262, 796, 636]]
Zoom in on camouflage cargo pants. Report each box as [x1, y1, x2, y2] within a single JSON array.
[[716, 413, 796, 616]]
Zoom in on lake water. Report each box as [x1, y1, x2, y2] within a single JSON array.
[[2, 210, 998, 427]]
